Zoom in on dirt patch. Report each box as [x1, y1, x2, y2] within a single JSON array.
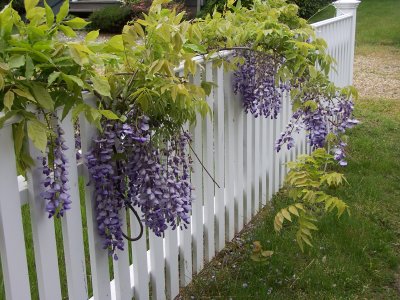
[[354, 46, 400, 100]]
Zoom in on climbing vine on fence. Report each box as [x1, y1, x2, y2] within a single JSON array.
[[0, 0, 357, 255]]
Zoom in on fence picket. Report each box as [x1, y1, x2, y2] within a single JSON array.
[[261, 117, 267, 206], [0, 125, 31, 300], [224, 70, 236, 240], [26, 117, 62, 300], [149, 232, 165, 300], [234, 81, 245, 231], [80, 95, 112, 300], [244, 113, 253, 223], [131, 214, 149, 300], [203, 61, 215, 260], [113, 211, 132, 300], [179, 225, 192, 286], [254, 117, 261, 213], [165, 227, 179, 299], [190, 69, 204, 274], [58, 112, 88, 300], [214, 66, 225, 250], [267, 118, 274, 200]]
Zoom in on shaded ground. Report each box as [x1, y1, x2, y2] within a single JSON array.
[[354, 46, 400, 100]]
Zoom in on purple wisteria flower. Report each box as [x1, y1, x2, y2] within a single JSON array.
[[85, 112, 194, 258], [233, 50, 289, 119], [40, 125, 71, 218]]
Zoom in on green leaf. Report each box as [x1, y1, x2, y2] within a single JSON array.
[[13, 121, 25, 156], [31, 84, 54, 111], [56, 1, 69, 23], [27, 120, 47, 152], [304, 100, 318, 111], [91, 76, 111, 97], [48, 71, 61, 86], [99, 110, 120, 120], [59, 25, 77, 38], [107, 35, 124, 51], [9, 55, 25, 69], [4, 90, 15, 110], [183, 43, 207, 53], [85, 30, 99, 42], [261, 250, 274, 257], [44, 1, 54, 26], [62, 73, 84, 88], [281, 208, 292, 222], [288, 205, 299, 217], [13, 88, 35, 102], [24, 0, 39, 13], [201, 81, 213, 96], [64, 17, 90, 29], [0, 75, 4, 91], [25, 55, 34, 79]]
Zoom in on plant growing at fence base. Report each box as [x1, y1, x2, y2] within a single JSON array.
[[274, 148, 350, 251]]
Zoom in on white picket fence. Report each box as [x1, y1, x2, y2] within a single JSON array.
[[0, 2, 359, 299]]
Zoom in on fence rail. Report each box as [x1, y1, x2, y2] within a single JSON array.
[[0, 3, 358, 299]]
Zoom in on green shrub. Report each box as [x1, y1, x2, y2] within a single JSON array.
[[289, 0, 332, 19], [1, 0, 25, 14], [88, 5, 134, 33], [198, 0, 332, 20]]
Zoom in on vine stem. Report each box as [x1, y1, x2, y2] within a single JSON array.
[[188, 142, 221, 189], [290, 258, 315, 288]]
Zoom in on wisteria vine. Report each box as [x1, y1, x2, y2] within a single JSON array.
[[233, 50, 290, 119], [85, 112, 194, 257], [233, 50, 359, 165], [40, 125, 71, 218]]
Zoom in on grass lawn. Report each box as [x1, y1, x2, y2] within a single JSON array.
[[181, 99, 400, 299], [309, 0, 400, 48]]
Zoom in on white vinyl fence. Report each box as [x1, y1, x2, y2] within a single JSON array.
[[0, 1, 359, 299]]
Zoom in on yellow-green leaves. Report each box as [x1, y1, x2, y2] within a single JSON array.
[[31, 84, 54, 111], [99, 110, 120, 120], [8, 55, 25, 69], [24, 0, 40, 14], [27, 120, 47, 152], [276, 149, 349, 251], [4, 91, 15, 110], [59, 25, 77, 37], [250, 241, 274, 262], [56, 1, 69, 23], [85, 30, 100, 42], [64, 17, 90, 29], [91, 76, 111, 98], [44, 1, 54, 27]]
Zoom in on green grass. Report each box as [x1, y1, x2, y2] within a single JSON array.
[[309, 0, 400, 47], [181, 99, 400, 299], [356, 0, 400, 47]]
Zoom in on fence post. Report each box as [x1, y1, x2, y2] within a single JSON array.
[[0, 120, 31, 300], [333, 0, 360, 85]]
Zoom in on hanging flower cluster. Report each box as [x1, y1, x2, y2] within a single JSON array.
[[233, 50, 290, 119], [40, 125, 71, 218], [233, 50, 359, 166], [85, 113, 194, 257]]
